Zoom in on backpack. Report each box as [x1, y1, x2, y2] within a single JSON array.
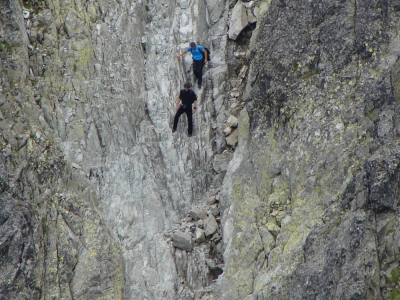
[[203, 47, 211, 61], [190, 45, 211, 61]]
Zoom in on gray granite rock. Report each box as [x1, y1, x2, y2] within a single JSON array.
[[218, 0, 400, 299], [172, 231, 193, 251], [189, 210, 200, 221], [224, 126, 232, 136], [207, 196, 217, 205], [210, 204, 220, 216], [190, 209, 208, 221], [204, 215, 218, 237], [228, 1, 248, 40], [6, 0, 400, 299], [226, 128, 238, 148], [0, 0, 232, 297], [194, 228, 206, 243], [226, 115, 238, 128]]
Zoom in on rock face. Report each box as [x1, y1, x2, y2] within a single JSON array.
[[219, 0, 400, 299], [0, 0, 232, 298], [3, 0, 400, 299]]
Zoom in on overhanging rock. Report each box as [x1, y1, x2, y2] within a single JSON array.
[[228, 1, 248, 40]]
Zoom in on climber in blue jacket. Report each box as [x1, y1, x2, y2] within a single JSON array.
[[175, 42, 208, 89]]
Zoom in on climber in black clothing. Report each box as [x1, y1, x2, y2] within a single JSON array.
[[172, 83, 198, 137]]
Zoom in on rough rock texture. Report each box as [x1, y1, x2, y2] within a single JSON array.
[[4, 0, 400, 299], [219, 0, 400, 299], [0, 1, 124, 299], [172, 231, 193, 251], [0, 0, 233, 299]]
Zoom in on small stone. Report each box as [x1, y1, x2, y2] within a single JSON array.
[[194, 228, 206, 243], [216, 243, 223, 254], [231, 102, 238, 109], [197, 210, 208, 220], [189, 210, 199, 221], [223, 127, 232, 136], [266, 222, 281, 237], [213, 155, 231, 173], [206, 258, 217, 269], [210, 204, 219, 216], [186, 216, 193, 222], [226, 129, 238, 148], [207, 196, 216, 205], [244, 1, 254, 9], [227, 115, 238, 128], [211, 232, 220, 241], [196, 219, 204, 228], [194, 290, 206, 299], [276, 211, 286, 223], [233, 51, 246, 58], [229, 91, 240, 98], [172, 231, 193, 251], [209, 189, 219, 197], [204, 215, 218, 236], [230, 79, 242, 88], [281, 215, 292, 225], [267, 192, 288, 206], [238, 65, 249, 78], [270, 210, 279, 217], [71, 163, 81, 169]]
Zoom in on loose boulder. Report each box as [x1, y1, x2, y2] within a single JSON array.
[[195, 228, 206, 243], [227, 115, 238, 128], [226, 128, 238, 148], [189, 209, 207, 221], [172, 231, 193, 251], [204, 215, 218, 236]]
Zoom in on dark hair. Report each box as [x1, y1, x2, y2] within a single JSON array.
[[190, 42, 196, 48], [184, 82, 191, 88]]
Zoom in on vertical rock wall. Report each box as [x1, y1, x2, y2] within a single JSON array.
[[4, 0, 400, 299], [219, 0, 400, 299], [0, 0, 234, 299]]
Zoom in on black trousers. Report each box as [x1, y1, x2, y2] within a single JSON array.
[[193, 59, 204, 85], [173, 105, 193, 135]]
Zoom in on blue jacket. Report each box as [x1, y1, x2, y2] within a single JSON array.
[[187, 45, 204, 61]]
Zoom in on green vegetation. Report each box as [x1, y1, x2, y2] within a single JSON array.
[[141, 43, 147, 52], [0, 39, 12, 54], [325, 217, 342, 235], [22, 0, 46, 13], [301, 68, 319, 79], [391, 268, 400, 283], [388, 289, 400, 300], [293, 62, 300, 72]]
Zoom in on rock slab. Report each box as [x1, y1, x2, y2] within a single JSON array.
[[204, 215, 218, 236], [172, 231, 193, 251]]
